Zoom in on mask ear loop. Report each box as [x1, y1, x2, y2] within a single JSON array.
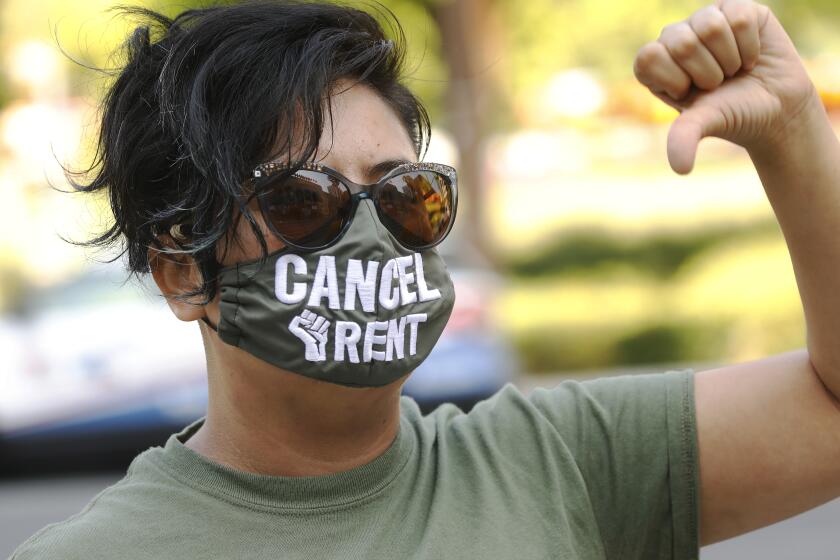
[[202, 316, 219, 332]]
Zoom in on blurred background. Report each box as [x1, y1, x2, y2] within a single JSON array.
[[1, 0, 839, 558]]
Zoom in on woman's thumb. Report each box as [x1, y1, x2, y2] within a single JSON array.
[[667, 106, 725, 174]]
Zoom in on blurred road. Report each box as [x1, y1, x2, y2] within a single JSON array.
[[1, 474, 122, 558], [701, 499, 840, 560]]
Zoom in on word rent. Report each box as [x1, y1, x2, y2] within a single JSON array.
[[276, 253, 441, 363]]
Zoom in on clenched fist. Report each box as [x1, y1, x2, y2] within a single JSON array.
[[634, 0, 820, 174]]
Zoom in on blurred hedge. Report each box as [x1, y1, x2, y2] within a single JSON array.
[[495, 221, 806, 373], [512, 320, 730, 373], [502, 219, 780, 280]]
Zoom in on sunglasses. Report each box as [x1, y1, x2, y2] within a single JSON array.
[[244, 160, 458, 251]]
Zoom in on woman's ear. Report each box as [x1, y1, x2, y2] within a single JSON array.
[[148, 236, 207, 322]]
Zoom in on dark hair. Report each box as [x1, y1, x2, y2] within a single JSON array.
[[66, 0, 431, 303]]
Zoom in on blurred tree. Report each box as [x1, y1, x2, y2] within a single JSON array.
[[421, 0, 505, 258], [490, 0, 705, 126], [768, 0, 840, 33], [765, 0, 840, 56], [0, 12, 9, 111]]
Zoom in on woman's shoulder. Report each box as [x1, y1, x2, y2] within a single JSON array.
[[398, 369, 697, 491], [9, 472, 130, 559], [7, 446, 188, 560], [399, 381, 574, 463]]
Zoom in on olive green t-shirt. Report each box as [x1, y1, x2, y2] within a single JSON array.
[[9, 369, 699, 560]]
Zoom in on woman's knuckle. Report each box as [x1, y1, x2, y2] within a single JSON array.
[[669, 30, 699, 59], [669, 84, 690, 100], [658, 23, 676, 42], [728, 11, 753, 32], [632, 59, 647, 82], [698, 72, 725, 90], [692, 8, 727, 39], [697, 21, 724, 40], [635, 43, 662, 70]]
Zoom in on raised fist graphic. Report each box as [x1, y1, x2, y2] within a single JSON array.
[[289, 310, 330, 362]]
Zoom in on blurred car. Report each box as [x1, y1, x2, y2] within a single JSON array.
[[0, 240, 518, 475], [0, 265, 209, 475]]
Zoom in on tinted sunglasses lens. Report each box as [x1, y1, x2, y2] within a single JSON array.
[[378, 171, 454, 248], [258, 170, 350, 248]]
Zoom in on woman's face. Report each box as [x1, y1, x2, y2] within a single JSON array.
[[201, 79, 419, 347], [150, 79, 431, 396]]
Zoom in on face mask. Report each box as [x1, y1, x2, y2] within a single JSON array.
[[206, 199, 456, 387]]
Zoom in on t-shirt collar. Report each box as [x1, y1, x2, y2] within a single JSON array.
[[145, 408, 417, 511]]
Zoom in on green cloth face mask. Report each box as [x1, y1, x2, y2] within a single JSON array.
[[205, 200, 456, 387]]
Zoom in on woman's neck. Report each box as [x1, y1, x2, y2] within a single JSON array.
[[184, 345, 406, 477]]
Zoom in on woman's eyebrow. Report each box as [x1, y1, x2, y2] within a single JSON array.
[[366, 158, 413, 178]]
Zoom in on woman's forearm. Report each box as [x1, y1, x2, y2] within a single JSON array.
[[748, 94, 840, 398]]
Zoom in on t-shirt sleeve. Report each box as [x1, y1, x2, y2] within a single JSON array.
[[526, 369, 700, 560]]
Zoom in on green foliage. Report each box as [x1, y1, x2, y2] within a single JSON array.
[[492, 0, 705, 100], [503, 219, 780, 279], [0, 266, 30, 315], [498, 229, 806, 373], [0, 72, 11, 111], [513, 320, 731, 373], [614, 324, 688, 365], [768, 0, 840, 47], [613, 322, 727, 365]]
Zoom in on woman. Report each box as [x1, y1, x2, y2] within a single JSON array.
[[9, 1, 840, 558]]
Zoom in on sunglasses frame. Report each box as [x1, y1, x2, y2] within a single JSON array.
[[244, 159, 459, 252]]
